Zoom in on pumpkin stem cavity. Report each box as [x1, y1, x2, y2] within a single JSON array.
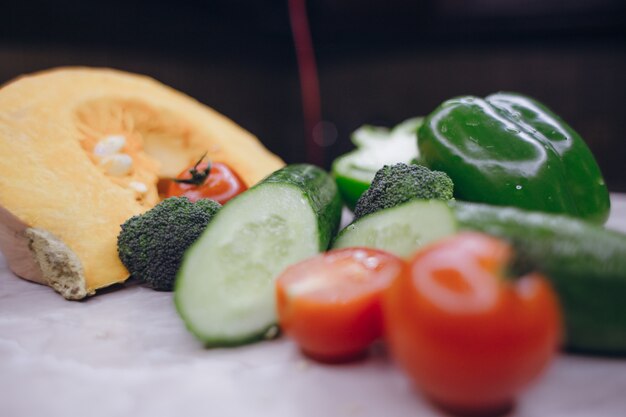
[[173, 152, 212, 186]]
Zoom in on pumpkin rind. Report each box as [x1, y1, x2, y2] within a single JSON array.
[[0, 67, 285, 298]]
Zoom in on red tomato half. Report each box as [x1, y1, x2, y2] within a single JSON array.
[[167, 161, 247, 205], [276, 248, 404, 362], [384, 232, 561, 415]]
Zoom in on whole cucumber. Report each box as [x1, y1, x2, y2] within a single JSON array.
[[455, 202, 626, 355]]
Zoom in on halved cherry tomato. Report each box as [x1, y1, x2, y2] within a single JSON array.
[[276, 247, 404, 362], [167, 156, 247, 205], [384, 232, 561, 415]]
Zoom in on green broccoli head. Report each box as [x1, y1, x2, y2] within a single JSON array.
[[353, 163, 454, 219], [117, 197, 221, 291]]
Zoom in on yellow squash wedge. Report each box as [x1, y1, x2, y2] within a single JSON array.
[[0, 67, 284, 299]]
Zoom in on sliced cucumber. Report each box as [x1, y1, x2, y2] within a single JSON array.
[[175, 164, 341, 346], [332, 199, 457, 258]]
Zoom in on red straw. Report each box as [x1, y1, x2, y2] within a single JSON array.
[[288, 0, 324, 166]]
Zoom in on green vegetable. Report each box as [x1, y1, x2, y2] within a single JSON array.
[[117, 197, 221, 291], [333, 199, 626, 354], [332, 117, 422, 209], [455, 203, 626, 354], [333, 199, 457, 259], [353, 163, 453, 220], [175, 164, 341, 346], [418, 92, 610, 224]]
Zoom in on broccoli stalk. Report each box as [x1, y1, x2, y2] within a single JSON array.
[[117, 197, 221, 291], [353, 163, 454, 220]]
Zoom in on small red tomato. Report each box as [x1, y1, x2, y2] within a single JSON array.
[[384, 232, 561, 415], [276, 248, 404, 362], [167, 155, 247, 205]]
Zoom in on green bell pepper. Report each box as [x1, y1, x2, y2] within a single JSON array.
[[418, 92, 610, 224], [332, 118, 422, 209]]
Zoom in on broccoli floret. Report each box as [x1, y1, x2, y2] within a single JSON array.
[[117, 197, 221, 291], [353, 163, 454, 219]]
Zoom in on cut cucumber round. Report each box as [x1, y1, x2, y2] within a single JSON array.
[[332, 199, 457, 258], [175, 164, 341, 346]]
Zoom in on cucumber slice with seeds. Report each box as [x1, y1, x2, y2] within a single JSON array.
[[332, 199, 457, 258], [175, 164, 341, 346]]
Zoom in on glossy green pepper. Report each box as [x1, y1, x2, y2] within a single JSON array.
[[418, 92, 610, 224]]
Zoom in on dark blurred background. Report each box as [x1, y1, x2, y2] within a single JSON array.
[[2, 0, 625, 190]]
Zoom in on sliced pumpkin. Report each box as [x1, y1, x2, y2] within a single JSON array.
[[0, 67, 284, 299]]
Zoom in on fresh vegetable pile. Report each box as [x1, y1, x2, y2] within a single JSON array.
[[112, 91, 626, 417], [3, 71, 624, 417], [107, 91, 626, 415]]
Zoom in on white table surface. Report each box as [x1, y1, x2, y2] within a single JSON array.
[[2, 195, 626, 417]]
